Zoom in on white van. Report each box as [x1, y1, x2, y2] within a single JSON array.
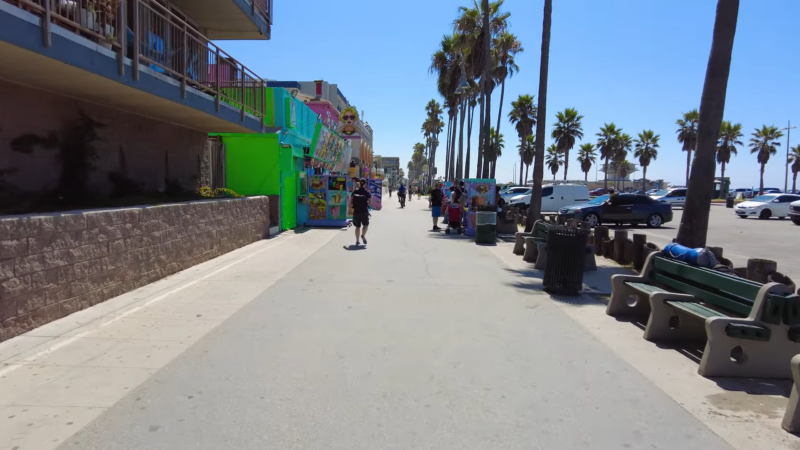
[[507, 185, 590, 212]]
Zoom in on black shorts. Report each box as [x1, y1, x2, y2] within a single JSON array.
[[353, 213, 370, 228]]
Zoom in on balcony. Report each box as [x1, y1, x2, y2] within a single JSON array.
[[169, 0, 272, 40], [0, 0, 269, 133]]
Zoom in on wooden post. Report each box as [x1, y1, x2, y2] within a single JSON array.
[[708, 247, 724, 260], [632, 233, 647, 272], [215, 48, 221, 112], [602, 238, 614, 259], [181, 23, 187, 99], [594, 226, 609, 254], [747, 259, 777, 284], [240, 64, 246, 121], [613, 230, 628, 263]]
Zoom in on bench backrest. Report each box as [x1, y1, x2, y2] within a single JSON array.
[[532, 221, 551, 240]]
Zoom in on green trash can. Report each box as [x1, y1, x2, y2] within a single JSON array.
[[475, 211, 497, 244]]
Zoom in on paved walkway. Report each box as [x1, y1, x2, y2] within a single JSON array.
[[1, 195, 778, 449]]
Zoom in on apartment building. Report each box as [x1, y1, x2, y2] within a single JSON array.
[[0, 0, 273, 194]]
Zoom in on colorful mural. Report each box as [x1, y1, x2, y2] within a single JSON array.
[[368, 179, 382, 211], [462, 179, 496, 236], [308, 175, 328, 220], [338, 106, 360, 136]]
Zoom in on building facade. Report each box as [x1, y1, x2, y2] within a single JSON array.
[[0, 0, 273, 195]]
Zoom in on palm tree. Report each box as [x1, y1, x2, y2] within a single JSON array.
[[493, 31, 522, 165], [676, 0, 740, 249], [789, 145, 800, 193], [716, 120, 742, 180], [633, 130, 660, 192], [749, 125, 784, 195], [596, 123, 620, 191], [508, 94, 536, 184], [485, 127, 505, 177], [545, 144, 563, 180], [526, 0, 552, 232], [551, 108, 584, 180], [577, 143, 597, 182], [464, 83, 479, 178], [676, 109, 699, 184], [430, 34, 460, 180], [517, 134, 535, 184]]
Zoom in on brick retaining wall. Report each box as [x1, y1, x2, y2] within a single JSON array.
[[0, 197, 270, 342]]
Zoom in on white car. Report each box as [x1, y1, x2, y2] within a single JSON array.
[[651, 187, 688, 207], [734, 194, 800, 220], [501, 186, 531, 202], [789, 200, 800, 225], [508, 185, 590, 212]]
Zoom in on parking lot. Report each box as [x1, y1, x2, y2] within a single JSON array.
[[619, 205, 800, 283]]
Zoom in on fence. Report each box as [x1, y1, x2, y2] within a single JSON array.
[[12, 0, 266, 125]]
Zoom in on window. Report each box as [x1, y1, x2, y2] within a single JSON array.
[[541, 187, 553, 197], [779, 195, 800, 203], [668, 189, 687, 197], [634, 195, 654, 205], [611, 194, 635, 206]]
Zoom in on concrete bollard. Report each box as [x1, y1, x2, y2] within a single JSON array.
[[613, 230, 628, 263], [632, 234, 647, 272]]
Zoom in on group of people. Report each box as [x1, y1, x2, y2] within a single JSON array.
[[429, 181, 468, 231]]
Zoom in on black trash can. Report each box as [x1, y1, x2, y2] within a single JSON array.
[[726, 197, 734, 208], [543, 226, 589, 296]]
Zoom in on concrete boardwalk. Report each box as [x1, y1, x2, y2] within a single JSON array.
[[0, 196, 758, 449]]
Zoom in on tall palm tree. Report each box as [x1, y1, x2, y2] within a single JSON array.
[[493, 31, 522, 163], [577, 143, 596, 182], [749, 125, 784, 195], [789, 145, 800, 193], [526, 0, 552, 232], [633, 130, 660, 192], [430, 34, 460, 180], [716, 120, 742, 180], [508, 94, 536, 185], [676, 109, 699, 184], [464, 82, 479, 178], [676, 0, 740, 249], [614, 133, 633, 190], [551, 108, 584, 180], [545, 144, 563, 180], [485, 127, 504, 177], [520, 134, 535, 184], [596, 123, 620, 191]]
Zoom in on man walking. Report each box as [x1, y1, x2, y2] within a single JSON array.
[[351, 178, 372, 246], [430, 182, 444, 231]]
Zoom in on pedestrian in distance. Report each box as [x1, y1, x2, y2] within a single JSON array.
[[351, 178, 372, 246]]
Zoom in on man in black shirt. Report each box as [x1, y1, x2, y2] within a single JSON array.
[[351, 178, 372, 246], [430, 182, 444, 231]]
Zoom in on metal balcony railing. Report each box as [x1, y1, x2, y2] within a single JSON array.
[[8, 0, 267, 127]]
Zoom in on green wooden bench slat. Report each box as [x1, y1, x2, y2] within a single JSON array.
[[652, 256, 761, 303], [666, 300, 723, 319], [652, 273, 750, 317], [781, 295, 800, 326], [725, 323, 771, 341], [627, 282, 668, 296]]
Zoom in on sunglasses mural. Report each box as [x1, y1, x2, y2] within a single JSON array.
[[338, 106, 361, 136]]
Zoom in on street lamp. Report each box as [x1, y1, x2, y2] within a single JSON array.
[[782, 121, 797, 193]]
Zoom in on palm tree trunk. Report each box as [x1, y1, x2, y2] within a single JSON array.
[[603, 158, 609, 191], [793, 172, 797, 193], [449, 111, 458, 181], [476, 91, 485, 178], [491, 160, 497, 179], [721, 161, 726, 179], [495, 80, 506, 163], [685, 148, 692, 185], [465, 102, 474, 179], [519, 153, 524, 185], [444, 117, 451, 181], [481, 0, 492, 180], [676, 0, 740, 248], [584, 171, 588, 182], [642, 166, 648, 192], [525, 164, 530, 184], [457, 97, 467, 180], [526, 0, 552, 232], [760, 163, 765, 195]]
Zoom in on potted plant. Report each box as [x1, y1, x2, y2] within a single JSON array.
[[79, 2, 96, 31]]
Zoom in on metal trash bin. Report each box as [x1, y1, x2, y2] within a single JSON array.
[[543, 226, 589, 295], [475, 211, 497, 244], [726, 197, 734, 208]]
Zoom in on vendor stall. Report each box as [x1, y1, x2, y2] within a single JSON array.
[[462, 179, 497, 236]]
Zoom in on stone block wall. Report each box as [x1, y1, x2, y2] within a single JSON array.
[[0, 197, 269, 342]]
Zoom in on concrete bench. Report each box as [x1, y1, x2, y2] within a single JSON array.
[[608, 252, 800, 378], [782, 355, 800, 432]]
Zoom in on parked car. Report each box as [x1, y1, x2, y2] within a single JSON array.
[[789, 200, 800, 225], [589, 188, 605, 196], [733, 188, 754, 198], [762, 188, 783, 194], [508, 184, 591, 212], [500, 186, 531, 202], [734, 193, 800, 219], [645, 189, 660, 196], [558, 194, 673, 228], [651, 187, 688, 208]]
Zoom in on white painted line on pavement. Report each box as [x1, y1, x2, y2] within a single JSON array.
[[0, 234, 296, 377]]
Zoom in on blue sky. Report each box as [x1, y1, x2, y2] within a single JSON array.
[[220, 0, 800, 189]]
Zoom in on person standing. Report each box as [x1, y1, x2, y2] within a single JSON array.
[[351, 178, 372, 246], [430, 182, 444, 231]]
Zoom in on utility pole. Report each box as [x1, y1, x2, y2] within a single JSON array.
[[783, 120, 796, 193]]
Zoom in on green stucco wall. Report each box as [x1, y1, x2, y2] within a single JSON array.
[[222, 134, 280, 196]]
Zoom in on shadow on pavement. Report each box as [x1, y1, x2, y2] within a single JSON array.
[[342, 245, 367, 251]]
